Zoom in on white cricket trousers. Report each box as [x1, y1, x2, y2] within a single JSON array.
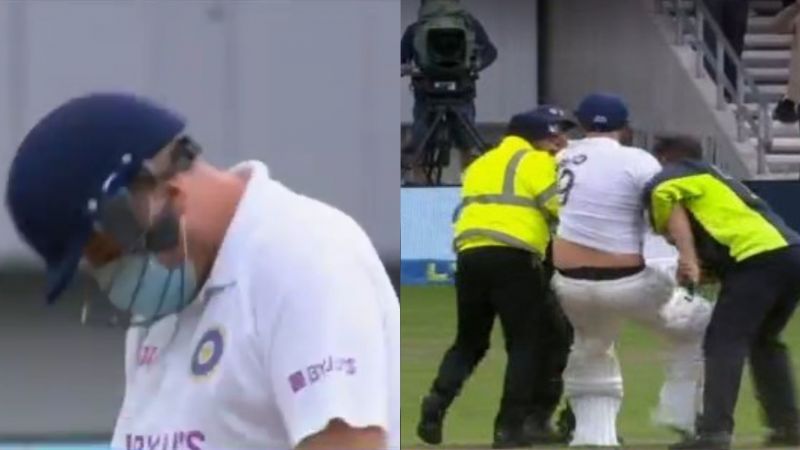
[[552, 267, 712, 447]]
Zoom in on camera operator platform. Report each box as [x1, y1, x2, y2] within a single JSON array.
[[401, 0, 497, 185]]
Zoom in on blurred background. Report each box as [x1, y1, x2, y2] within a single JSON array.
[[0, 0, 398, 447]]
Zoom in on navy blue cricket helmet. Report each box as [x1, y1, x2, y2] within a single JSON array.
[[5, 93, 186, 302]]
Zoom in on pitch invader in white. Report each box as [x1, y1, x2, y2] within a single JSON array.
[[551, 93, 711, 447]]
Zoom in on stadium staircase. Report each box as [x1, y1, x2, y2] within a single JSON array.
[[661, 0, 800, 177]]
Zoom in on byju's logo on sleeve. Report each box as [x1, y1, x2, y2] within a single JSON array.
[[288, 356, 357, 393]]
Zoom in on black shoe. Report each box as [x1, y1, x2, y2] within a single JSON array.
[[773, 98, 799, 124], [522, 417, 563, 444], [417, 394, 447, 445], [669, 432, 731, 450], [492, 427, 531, 449], [765, 428, 800, 447]]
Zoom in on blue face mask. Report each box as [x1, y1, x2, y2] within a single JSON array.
[[92, 253, 197, 324], [91, 209, 197, 325]]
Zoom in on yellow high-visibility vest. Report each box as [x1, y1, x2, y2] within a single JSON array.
[[647, 158, 800, 272], [454, 135, 559, 257]]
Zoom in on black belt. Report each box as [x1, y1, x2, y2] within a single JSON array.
[[557, 265, 645, 281]]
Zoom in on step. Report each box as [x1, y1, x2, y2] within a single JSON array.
[[766, 136, 800, 152], [771, 120, 800, 137], [746, 83, 787, 102], [748, 66, 790, 82], [766, 152, 800, 165], [661, 0, 694, 14], [748, 16, 777, 33], [765, 153, 800, 176], [745, 33, 792, 48], [751, 0, 785, 15], [743, 102, 777, 116], [743, 49, 791, 67]]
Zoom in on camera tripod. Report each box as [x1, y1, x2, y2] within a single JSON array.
[[404, 98, 489, 186]]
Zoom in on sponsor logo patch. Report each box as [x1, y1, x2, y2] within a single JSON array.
[[288, 356, 357, 393]]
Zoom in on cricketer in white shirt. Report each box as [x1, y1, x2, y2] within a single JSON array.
[[552, 137, 711, 447], [110, 160, 400, 450]]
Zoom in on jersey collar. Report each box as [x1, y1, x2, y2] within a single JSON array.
[[579, 136, 620, 147], [197, 160, 272, 301]]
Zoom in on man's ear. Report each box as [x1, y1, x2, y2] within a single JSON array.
[[618, 126, 634, 146], [164, 175, 189, 215]]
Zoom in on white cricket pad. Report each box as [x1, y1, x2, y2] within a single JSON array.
[[570, 396, 621, 447]]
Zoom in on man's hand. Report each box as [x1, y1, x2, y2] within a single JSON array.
[[296, 419, 386, 450], [677, 254, 701, 287], [401, 64, 413, 77], [666, 204, 701, 288]]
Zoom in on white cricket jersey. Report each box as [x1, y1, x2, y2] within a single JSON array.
[[111, 161, 400, 450], [556, 137, 662, 255]]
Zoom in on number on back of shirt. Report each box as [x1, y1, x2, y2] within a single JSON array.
[[557, 153, 587, 206], [557, 169, 575, 205]]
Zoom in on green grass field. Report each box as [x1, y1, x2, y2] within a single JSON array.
[[401, 285, 800, 449]]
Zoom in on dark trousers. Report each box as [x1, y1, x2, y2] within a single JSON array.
[[528, 280, 572, 425], [701, 246, 800, 435], [702, 0, 749, 93], [428, 246, 550, 431]]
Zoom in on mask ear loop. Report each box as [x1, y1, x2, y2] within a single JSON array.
[[143, 215, 192, 348], [128, 194, 175, 329], [179, 215, 193, 309], [124, 255, 150, 314]]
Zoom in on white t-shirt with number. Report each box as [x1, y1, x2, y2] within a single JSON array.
[[110, 160, 400, 450], [556, 137, 663, 255]]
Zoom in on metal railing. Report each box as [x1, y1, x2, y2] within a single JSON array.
[[656, 0, 773, 174], [632, 128, 725, 164]]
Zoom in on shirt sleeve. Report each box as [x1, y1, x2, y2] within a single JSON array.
[[632, 152, 663, 190], [525, 152, 559, 219], [470, 16, 497, 70], [647, 175, 704, 234], [266, 248, 389, 448]]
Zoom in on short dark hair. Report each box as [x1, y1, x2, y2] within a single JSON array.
[[652, 134, 704, 162]]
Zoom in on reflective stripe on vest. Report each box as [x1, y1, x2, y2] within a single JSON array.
[[455, 228, 541, 256], [453, 149, 555, 255]]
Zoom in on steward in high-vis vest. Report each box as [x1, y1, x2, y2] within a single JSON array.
[[416, 106, 575, 449], [646, 136, 800, 450]]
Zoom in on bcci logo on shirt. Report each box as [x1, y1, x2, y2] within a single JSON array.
[[191, 327, 225, 378]]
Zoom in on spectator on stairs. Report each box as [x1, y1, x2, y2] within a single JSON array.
[[771, 0, 800, 123], [702, 0, 750, 99]]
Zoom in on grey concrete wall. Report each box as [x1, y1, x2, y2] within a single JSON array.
[[541, 0, 751, 177], [0, 0, 399, 439], [0, 0, 400, 265], [400, 0, 539, 124], [0, 273, 124, 439]]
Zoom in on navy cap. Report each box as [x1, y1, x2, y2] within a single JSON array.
[[5, 93, 186, 302], [574, 93, 629, 132], [507, 105, 575, 141], [532, 105, 577, 130]]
